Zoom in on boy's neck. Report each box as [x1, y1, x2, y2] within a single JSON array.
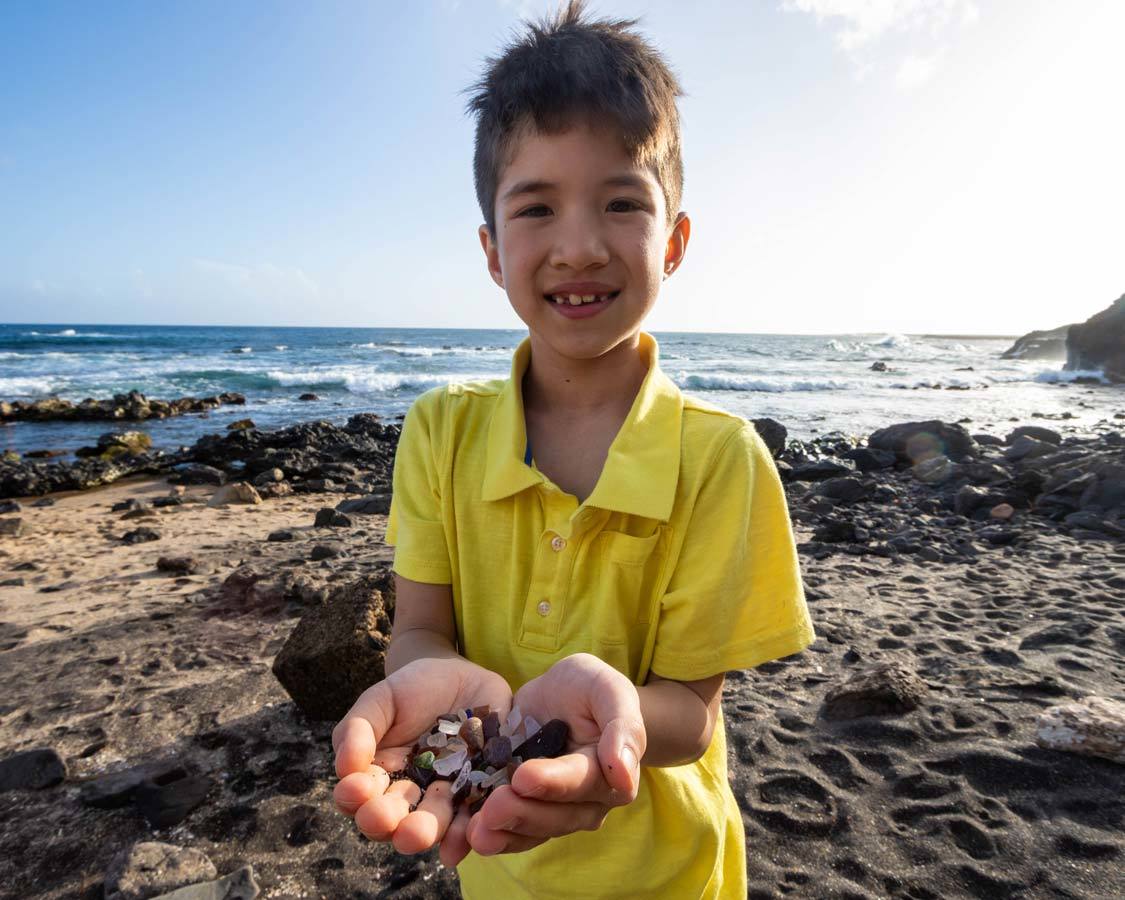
[[521, 332, 649, 418]]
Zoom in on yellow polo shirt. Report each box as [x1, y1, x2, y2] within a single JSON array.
[[386, 333, 814, 900]]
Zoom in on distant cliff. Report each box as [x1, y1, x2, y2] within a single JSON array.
[[1000, 324, 1072, 360], [1066, 292, 1125, 383]]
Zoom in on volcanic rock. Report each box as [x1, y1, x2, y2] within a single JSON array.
[[0, 747, 66, 790], [1066, 292, 1125, 382], [869, 421, 977, 463], [821, 663, 928, 720], [104, 842, 218, 900]]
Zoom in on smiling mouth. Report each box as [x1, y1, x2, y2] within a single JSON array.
[[542, 291, 621, 306]]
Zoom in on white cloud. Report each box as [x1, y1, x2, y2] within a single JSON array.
[[895, 49, 943, 89], [783, 0, 979, 51]]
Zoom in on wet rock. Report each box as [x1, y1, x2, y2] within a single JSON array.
[[1065, 292, 1125, 382], [156, 556, 199, 576], [1006, 425, 1061, 445], [870, 360, 888, 372], [310, 543, 345, 561], [869, 420, 977, 463], [336, 494, 392, 516], [226, 419, 256, 431], [104, 841, 218, 900], [121, 527, 161, 544], [821, 663, 928, 720], [0, 391, 244, 423], [0, 747, 66, 790], [751, 418, 787, 459], [252, 468, 284, 486], [135, 771, 214, 828], [298, 393, 319, 401], [0, 517, 23, 538], [150, 865, 259, 899], [272, 574, 392, 720], [79, 758, 186, 809], [1001, 324, 1071, 360], [314, 507, 352, 528], [1036, 695, 1125, 764], [76, 430, 153, 460], [206, 482, 262, 508], [170, 464, 227, 487]]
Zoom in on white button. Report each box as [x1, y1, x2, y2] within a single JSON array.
[[550, 535, 566, 552], [537, 600, 551, 617]]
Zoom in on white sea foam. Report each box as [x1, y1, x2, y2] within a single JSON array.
[[1034, 368, 1107, 384], [0, 376, 62, 396], [265, 368, 495, 394], [274, 345, 288, 351], [676, 373, 853, 392]]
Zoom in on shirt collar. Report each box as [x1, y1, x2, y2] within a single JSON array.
[[481, 332, 683, 521]]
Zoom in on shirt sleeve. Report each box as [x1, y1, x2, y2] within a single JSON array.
[[385, 389, 453, 584], [650, 423, 815, 681]]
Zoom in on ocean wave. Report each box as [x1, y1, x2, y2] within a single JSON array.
[[0, 376, 64, 396], [1033, 368, 1108, 384], [265, 368, 494, 394], [274, 345, 288, 351], [676, 373, 853, 392], [352, 343, 509, 357], [229, 347, 253, 354], [25, 329, 113, 338]]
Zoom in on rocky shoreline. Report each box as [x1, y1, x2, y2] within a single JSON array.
[[0, 412, 1123, 898]]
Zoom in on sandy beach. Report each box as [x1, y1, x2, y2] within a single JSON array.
[[1, 418, 1123, 899]]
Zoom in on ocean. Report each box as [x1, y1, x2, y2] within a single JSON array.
[[1, 324, 1119, 458]]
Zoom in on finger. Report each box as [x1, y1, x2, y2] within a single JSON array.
[[334, 716, 379, 779], [597, 715, 645, 802], [510, 749, 607, 803], [334, 768, 390, 817], [394, 779, 458, 855], [354, 779, 421, 842], [372, 746, 411, 774], [334, 681, 398, 777], [467, 826, 548, 857], [474, 787, 608, 846], [439, 804, 473, 869]]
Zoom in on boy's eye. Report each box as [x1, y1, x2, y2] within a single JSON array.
[[517, 205, 552, 218], [608, 198, 642, 213]]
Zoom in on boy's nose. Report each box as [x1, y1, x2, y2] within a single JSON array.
[[548, 212, 611, 271]]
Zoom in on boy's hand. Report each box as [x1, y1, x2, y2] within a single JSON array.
[[464, 653, 646, 860], [331, 656, 511, 860]]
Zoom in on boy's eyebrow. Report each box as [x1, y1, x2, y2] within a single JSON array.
[[501, 174, 654, 202]]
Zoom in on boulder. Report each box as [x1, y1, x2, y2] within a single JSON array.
[[751, 417, 787, 459], [252, 468, 284, 486], [170, 464, 227, 486], [104, 842, 218, 900], [1005, 425, 1061, 445], [841, 447, 896, 472], [0, 747, 66, 790], [1000, 324, 1072, 360], [788, 460, 856, 482], [814, 476, 873, 505], [1036, 695, 1125, 764], [821, 663, 928, 720], [912, 455, 957, 485], [869, 421, 977, 463], [206, 482, 262, 508], [1005, 435, 1056, 462], [272, 574, 393, 720], [226, 419, 256, 431], [1065, 292, 1125, 382]]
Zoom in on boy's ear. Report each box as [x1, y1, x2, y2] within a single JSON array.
[[663, 212, 691, 280], [478, 224, 505, 289]]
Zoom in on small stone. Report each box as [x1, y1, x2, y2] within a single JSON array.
[[1036, 696, 1125, 765], [0, 501, 20, 514], [309, 543, 344, 561], [134, 771, 213, 828], [0, 518, 24, 538], [252, 468, 285, 486], [517, 719, 569, 760], [459, 717, 485, 753], [267, 530, 295, 542], [31, 497, 56, 507], [433, 749, 468, 777], [298, 392, 319, 401], [314, 508, 352, 528], [0, 747, 67, 790], [121, 527, 161, 544], [226, 418, 256, 431], [156, 556, 198, 576], [482, 711, 501, 742], [990, 503, 1015, 520], [483, 736, 513, 769], [104, 841, 218, 900], [207, 482, 262, 508], [821, 663, 928, 720], [414, 751, 435, 770]]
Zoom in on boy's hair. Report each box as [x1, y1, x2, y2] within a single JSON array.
[[466, 0, 684, 238]]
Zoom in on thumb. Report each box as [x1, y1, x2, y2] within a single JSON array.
[[596, 716, 645, 802]]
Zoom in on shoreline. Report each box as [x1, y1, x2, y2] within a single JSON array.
[[0, 418, 1123, 897]]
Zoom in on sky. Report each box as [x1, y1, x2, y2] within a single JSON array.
[[1, 0, 1122, 335]]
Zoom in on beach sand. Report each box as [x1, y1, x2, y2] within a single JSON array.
[[0, 469, 1123, 899]]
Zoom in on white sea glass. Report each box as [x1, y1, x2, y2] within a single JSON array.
[[468, 770, 488, 786], [523, 715, 542, 738], [506, 707, 522, 734], [433, 748, 467, 776], [437, 720, 461, 736], [452, 760, 472, 794]]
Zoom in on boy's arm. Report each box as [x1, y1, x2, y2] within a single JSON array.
[[385, 574, 462, 671], [636, 672, 724, 767]]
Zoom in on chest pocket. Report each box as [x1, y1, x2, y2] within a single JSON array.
[[586, 526, 671, 647]]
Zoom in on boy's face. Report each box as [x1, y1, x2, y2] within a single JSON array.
[[479, 119, 689, 363]]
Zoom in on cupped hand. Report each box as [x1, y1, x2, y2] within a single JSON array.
[[464, 652, 646, 860], [332, 656, 511, 861]]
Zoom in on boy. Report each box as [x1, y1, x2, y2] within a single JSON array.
[[332, 2, 815, 897]]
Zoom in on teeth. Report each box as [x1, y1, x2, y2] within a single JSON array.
[[550, 293, 613, 305], [568, 294, 582, 306]]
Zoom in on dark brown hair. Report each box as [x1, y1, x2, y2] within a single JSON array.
[[466, 0, 684, 237]]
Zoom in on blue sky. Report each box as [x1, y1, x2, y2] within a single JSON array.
[[1, 0, 1122, 334]]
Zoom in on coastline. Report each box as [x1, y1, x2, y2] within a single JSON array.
[[0, 417, 1123, 898]]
